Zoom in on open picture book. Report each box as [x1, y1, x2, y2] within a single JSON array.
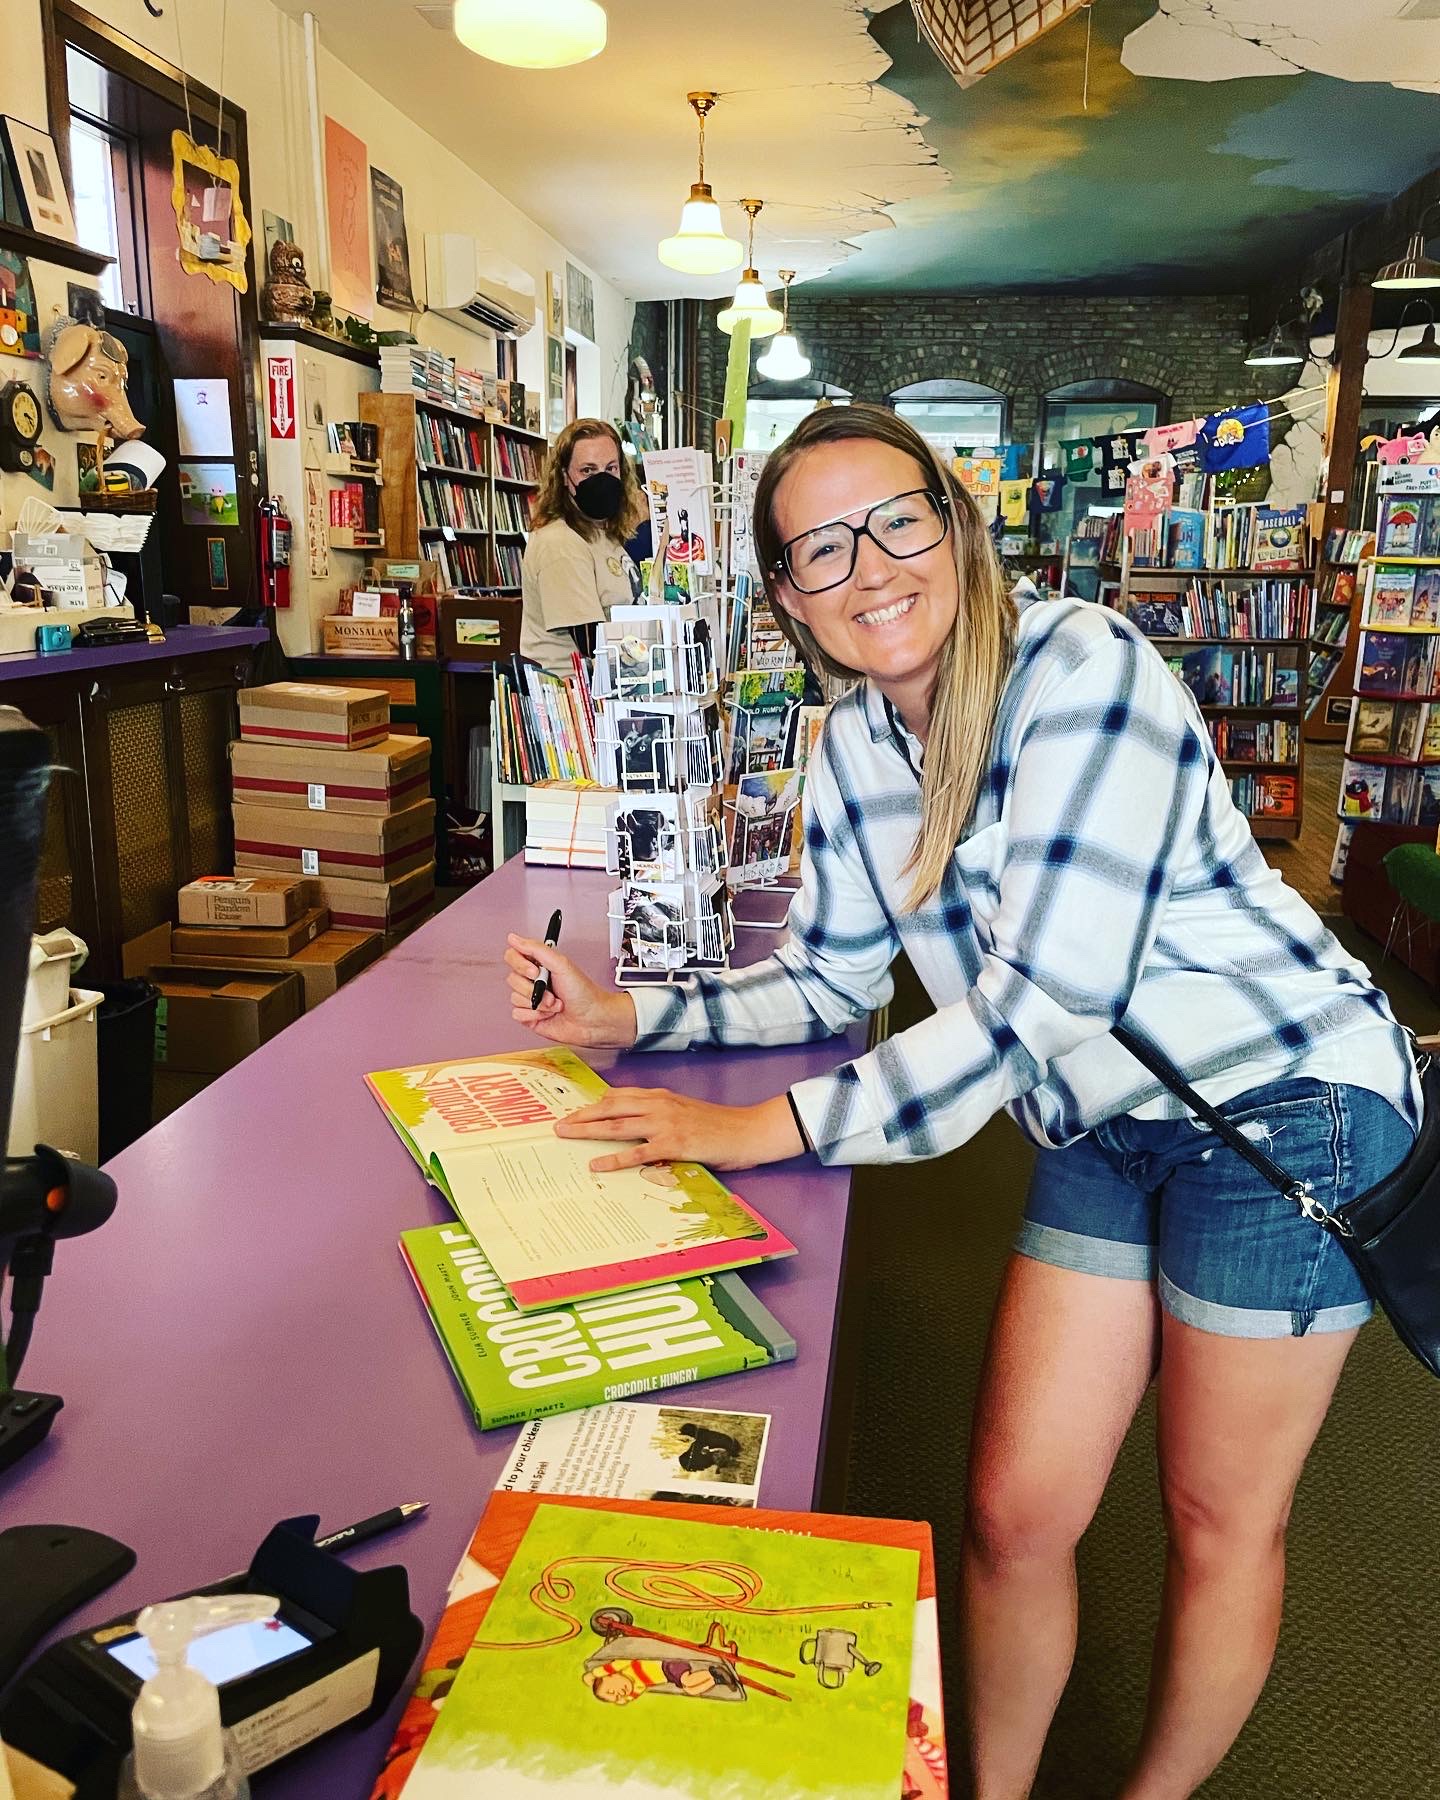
[[368, 1047, 796, 1311]]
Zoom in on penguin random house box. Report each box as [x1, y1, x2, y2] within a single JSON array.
[[176, 873, 318, 928], [238, 681, 390, 749]]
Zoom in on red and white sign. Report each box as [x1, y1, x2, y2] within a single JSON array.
[[266, 355, 297, 440]]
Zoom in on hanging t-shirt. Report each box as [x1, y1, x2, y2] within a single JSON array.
[[1101, 434, 1140, 470], [1060, 440, 1095, 479], [1100, 464, 1128, 494], [998, 479, 1029, 527], [1199, 403, 1270, 472], [1144, 419, 1199, 456], [1028, 475, 1067, 515]]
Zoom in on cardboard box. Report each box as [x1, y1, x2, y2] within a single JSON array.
[[170, 906, 331, 961], [439, 592, 522, 662], [233, 798, 435, 884], [322, 614, 402, 657], [171, 926, 384, 1011], [230, 735, 431, 816], [178, 874, 318, 929], [239, 682, 390, 750], [313, 863, 435, 935], [150, 966, 304, 1073], [123, 921, 176, 978]]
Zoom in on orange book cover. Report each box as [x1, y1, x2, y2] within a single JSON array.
[[369, 1493, 946, 1800]]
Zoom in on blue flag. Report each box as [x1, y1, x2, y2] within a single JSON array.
[[1199, 404, 1270, 472]]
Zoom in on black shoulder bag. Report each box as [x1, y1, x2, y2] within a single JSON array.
[[1113, 1025, 1440, 1377]]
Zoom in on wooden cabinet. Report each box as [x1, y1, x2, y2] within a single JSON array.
[[2, 634, 262, 977]]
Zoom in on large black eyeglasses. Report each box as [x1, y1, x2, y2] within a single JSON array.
[[773, 488, 951, 595]]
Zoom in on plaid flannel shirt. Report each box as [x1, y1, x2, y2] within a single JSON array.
[[630, 596, 1419, 1165]]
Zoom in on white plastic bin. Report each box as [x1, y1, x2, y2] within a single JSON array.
[[25, 930, 88, 1026], [8, 986, 103, 1162]]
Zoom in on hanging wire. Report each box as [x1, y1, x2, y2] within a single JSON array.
[[214, 0, 230, 157], [172, 0, 195, 143], [1082, 3, 1095, 112]]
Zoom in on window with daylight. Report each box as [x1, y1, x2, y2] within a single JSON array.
[[888, 379, 1007, 455], [745, 380, 851, 452]]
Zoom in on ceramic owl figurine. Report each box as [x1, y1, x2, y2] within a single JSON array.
[[264, 240, 314, 327]]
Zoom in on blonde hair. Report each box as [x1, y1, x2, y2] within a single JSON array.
[[753, 404, 1016, 910], [532, 418, 647, 544]]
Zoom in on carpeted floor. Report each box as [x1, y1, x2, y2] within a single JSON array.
[[833, 919, 1440, 1800]]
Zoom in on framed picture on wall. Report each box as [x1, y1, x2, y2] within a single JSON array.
[[546, 333, 564, 436], [0, 117, 76, 242], [545, 270, 564, 339]]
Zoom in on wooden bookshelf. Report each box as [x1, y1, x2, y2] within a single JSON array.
[[1306, 543, 1373, 746], [360, 391, 542, 590], [1117, 556, 1310, 842]]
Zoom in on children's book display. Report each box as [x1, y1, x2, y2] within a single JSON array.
[[1115, 500, 1312, 840], [592, 604, 734, 980], [401, 1223, 795, 1430], [368, 1493, 946, 1800], [369, 1047, 794, 1311], [1338, 475, 1440, 834]]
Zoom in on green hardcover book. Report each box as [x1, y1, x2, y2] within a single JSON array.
[[401, 1223, 796, 1430]]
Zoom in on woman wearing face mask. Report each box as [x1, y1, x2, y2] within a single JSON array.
[[520, 418, 647, 674], [505, 404, 1421, 1797]]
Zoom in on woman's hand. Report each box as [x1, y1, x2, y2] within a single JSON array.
[[505, 934, 639, 1048], [556, 1090, 805, 1173]]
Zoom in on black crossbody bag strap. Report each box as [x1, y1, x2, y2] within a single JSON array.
[[1111, 1023, 1342, 1231]]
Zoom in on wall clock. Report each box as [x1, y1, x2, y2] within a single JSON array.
[[0, 378, 42, 472]]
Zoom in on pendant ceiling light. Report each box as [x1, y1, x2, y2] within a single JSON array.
[[1244, 322, 1305, 368], [453, 0, 607, 70], [657, 92, 743, 276], [1398, 306, 1440, 365], [909, 0, 1087, 87], [1375, 207, 1440, 290], [717, 201, 784, 339], [756, 270, 811, 380]]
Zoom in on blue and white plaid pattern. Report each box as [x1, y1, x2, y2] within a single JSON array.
[[630, 596, 1419, 1165]]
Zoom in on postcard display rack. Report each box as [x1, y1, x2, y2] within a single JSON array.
[[595, 605, 735, 982], [1335, 468, 1440, 876]]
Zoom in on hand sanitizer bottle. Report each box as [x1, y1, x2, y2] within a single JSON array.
[[117, 1595, 280, 1800]]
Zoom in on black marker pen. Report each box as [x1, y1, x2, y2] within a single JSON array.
[[531, 909, 563, 1010]]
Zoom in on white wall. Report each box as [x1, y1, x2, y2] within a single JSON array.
[[0, 0, 631, 540]]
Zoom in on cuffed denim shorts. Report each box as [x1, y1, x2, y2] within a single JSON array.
[[1016, 1078, 1417, 1339]]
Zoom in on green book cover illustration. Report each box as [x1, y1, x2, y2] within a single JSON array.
[[403, 1502, 919, 1799], [401, 1225, 796, 1431], [369, 1049, 796, 1311]]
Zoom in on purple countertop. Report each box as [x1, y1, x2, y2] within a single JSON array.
[[3, 860, 859, 1796], [0, 624, 268, 682]]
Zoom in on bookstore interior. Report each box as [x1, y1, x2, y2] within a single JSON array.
[[3, 2, 1440, 1797]]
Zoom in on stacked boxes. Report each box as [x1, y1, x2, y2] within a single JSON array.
[[232, 683, 436, 942]]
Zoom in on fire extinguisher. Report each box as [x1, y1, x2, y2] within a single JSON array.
[[258, 494, 292, 609]]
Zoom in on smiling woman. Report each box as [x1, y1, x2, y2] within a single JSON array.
[[502, 401, 1422, 1800]]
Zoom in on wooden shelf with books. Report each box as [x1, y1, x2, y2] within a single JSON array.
[[361, 391, 545, 595], [1117, 550, 1310, 842], [1337, 476, 1440, 840]]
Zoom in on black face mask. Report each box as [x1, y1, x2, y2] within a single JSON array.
[[574, 471, 624, 521]]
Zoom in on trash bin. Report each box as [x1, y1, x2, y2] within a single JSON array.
[[97, 979, 160, 1162], [8, 986, 103, 1161]]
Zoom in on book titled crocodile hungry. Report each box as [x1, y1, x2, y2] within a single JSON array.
[[368, 1048, 796, 1310], [401, 1224, 795, 1431]]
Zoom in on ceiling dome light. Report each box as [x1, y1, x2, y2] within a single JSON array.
[[1244, 323, 1304, 367], [453, 0, 607, 69], [658, 93, 743, 275], [757, 270, 811, 378], [717, 201, 783, 338]]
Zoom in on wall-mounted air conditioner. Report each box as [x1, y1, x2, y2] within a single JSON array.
[[424, 234, 536, 338]]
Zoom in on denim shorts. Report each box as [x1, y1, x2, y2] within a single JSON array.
[[1016, 1078, 1417, 1339]]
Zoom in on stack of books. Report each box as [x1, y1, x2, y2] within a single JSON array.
[[494, 655, 597, 785], [379, 343, 457, 407], [523, 781, 614, 870]]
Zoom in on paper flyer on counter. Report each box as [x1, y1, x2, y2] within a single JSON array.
[[495, 1403, 772, 1508]]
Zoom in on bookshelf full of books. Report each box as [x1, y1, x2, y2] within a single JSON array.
[[360, 389, 546, 594], [1337, 472, 1440, 840], [1306, 527, 1375, 745], [1118, 555, 1314, 842]]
